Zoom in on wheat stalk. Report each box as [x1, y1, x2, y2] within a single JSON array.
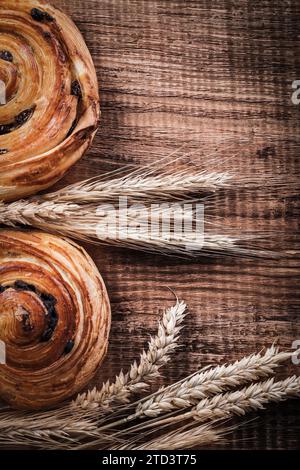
[[0, 300, 187, 447], [110, 376, 300, 450], [190, 376, 300, 422], [0, 421, 98, 447], [76, 375, 300, 450], [113, 423, 222, 450], [0, 156, 276, 259], [74, 300, 187, 410], [0, 300, 298, 450], [67, 345, 295, 450], [135, 346, 292, 418], [42, 169, 232, 204], [3, 374, 298, 450], [0, 408, 110, 449], [0, 199, 269, 258]]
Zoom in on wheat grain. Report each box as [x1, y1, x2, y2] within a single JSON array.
[[0, 157, 274, 259], [113, 423, 222, 450], [0, 300, 297, 450], [190, 376, 300, 422], [42, 170, 231, 204], [135, 346, 292, 417], [0, 411, 105, 449], [73, 346, 295, 450], [0, 301, 187, 447], [74, 300, 187, 410], [0, 199, 267, 258], [117, 376, 300, 449]]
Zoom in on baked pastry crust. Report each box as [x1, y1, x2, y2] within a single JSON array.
[[0, 229, 111, 410], [0, 0, 99, 201]]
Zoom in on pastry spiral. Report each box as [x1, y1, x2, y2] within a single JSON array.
[[0, 0, 99, 202], [0, 230, 111, 410]]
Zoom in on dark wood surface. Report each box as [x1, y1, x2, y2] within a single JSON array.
[[55, 0, 300, 449]]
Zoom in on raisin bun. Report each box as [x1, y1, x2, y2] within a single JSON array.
[[0, 1, 99, 202], [0, 229, 111, 410]]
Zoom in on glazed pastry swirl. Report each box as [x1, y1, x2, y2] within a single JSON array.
[[0, 230, 111, 410], [0, 0, 99, 201]]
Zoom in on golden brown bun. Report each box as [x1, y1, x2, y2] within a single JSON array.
[[0, 1, 99, 201], [0, 229, 111, 410]]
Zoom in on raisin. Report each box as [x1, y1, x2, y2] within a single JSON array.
[[40, 292, 57, 306], [43, 31, 52, 40], [66, 119, 78, 138], [9, 281, 59, 343], [0, 50, 13, 62], [47, 304, 57, 317], [31, 8, 54, 23], [0, 285, 7, 293], [41, 328, 53, 342], [40, 292, 58, 342], [64, 340, 74, 354], [14, 280, 36, 292], [0, 124, 13, 135], [48, 315, 58, 330], [15, 108, 34, 126], [47, 304, 58, 327], [71, 80, 82, 98], [0, 149, 8, 155], [1, 108, 34, 135]]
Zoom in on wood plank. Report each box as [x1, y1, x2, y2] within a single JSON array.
[[52, 0, 300, 449]]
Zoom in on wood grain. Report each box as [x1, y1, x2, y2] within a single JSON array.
[[53, 0, 300, 449]]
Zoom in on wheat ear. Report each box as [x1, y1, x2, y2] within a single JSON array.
[[190, 375, 300, 422], [112, 376, 300, 450], [113, 423, 222, 450], [71, 346, 295, 450], [0, 352, 297, 450], [0, 199, 267, 258], [74, 300, 187, 410], [0, 301, 187, 448], [135, 346, 292, 418], [42, 170, 231, 204]]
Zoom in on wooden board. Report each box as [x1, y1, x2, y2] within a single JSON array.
[[54, 0, 300, 449]]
